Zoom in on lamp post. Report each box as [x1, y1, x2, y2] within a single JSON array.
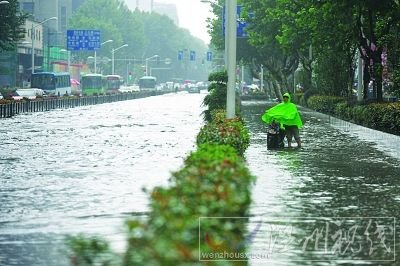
[[202, 0, 236, 118], [31, 17, 57, 74], [94, 39, 113, 74], [226, 0, 237, 118], [111, 44, 128, 75], [60, 49, 71, 73], [0, 1, 10, 4], [200, 0, 226, 67], [145, 55, 159, 76]]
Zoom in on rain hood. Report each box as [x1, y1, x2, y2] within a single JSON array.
[[261, 93, 303, 129]]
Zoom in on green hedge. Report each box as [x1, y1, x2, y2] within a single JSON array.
[[67, 110, 254, 265], [306, 95, 400, 135], [197, 109, 250, 156], [123, 144, 254, 264], [334, 100, 400, 135], [306, 95, 346, 115]]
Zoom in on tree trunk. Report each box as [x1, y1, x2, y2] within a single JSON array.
[[363, 61, 370, 100]]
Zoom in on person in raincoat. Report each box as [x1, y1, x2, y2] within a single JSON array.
[[262, 92, 302, 148]]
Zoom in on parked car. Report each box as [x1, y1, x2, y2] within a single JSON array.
[[187, 86, 200, 93], [8, 91, 22, 101]]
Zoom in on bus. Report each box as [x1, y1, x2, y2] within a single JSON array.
[[31, 72, 71, 96], [81, 74, 104, 96], [103, 75, 122, 94], [139, 76, 157, 91]]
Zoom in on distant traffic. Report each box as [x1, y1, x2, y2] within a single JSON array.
[[0, 71, 208, 101]]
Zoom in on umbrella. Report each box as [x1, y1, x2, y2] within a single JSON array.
[[70, 79, 80, 85]]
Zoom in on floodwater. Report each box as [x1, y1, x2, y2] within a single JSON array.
[[242, 101, 400, 266], [0, 92, 205, 266], [1, 95, 399, 266]]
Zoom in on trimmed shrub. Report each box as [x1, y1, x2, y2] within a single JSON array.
[[123, 144, 254, 264], [307, 95, 346, 115], [67, 109, 255, 264], [332, 101, 400, 135], [66, 235, 119, 266], [202, 71, 228, 122], [197, 110, 250, 156]]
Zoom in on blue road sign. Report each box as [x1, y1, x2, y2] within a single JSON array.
[[190, 51, 196, 61], [206, 51, 213, 61], [222, 5, 253, 38], [67, 30, 101, 51], [178, 50, 184, 60]]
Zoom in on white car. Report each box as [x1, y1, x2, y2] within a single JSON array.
[[15, 88, 45, 100]]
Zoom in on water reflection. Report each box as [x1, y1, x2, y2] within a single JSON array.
[[242, 101, 400, 265]]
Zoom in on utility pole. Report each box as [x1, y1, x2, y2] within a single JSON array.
[[226, 0, 237, 118], [260, 64, 264, 92]]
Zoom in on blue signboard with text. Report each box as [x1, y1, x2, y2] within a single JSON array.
[[222, 5, 253, 38], [67, 30, 101, 51]]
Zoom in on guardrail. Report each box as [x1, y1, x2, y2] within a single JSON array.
[[0, 91, 165, 118]]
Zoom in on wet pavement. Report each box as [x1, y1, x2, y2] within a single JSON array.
[[242, 100, 400, 265], [1, 96, 399, 265], [0, 92, 205, 265]]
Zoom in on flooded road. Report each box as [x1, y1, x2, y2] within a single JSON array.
[[1, 96, 399, 266], [242, 101, 400, 265], [0, 92, 205, 266]]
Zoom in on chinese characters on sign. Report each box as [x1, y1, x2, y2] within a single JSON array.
[[67, 30, 101, 51]]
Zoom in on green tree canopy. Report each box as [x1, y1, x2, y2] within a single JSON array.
[[0, 0, 28, 51], [69, 0, 208, 81]]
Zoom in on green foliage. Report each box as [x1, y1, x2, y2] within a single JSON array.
[[197, 110, 250, 156], [313, 46, 355, 97], [319, 99, 400, 135], [307, 95, 346, 115], [0, 1, 28, 51], [123, 144, 254, 264], [202, 71, 228, 122], [292, 93, 306, 106], [70, 0, 208, 80], [67, 113, 254, 265], [231, 0, 400, 101], [335, 102, 352, 121], [66, 235, 120, 266], [387, 67, 400, 98]]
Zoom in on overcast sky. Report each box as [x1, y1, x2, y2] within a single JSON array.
[[158, 0, 213, 44]]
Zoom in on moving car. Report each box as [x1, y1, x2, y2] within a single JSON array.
[[15, 88, 45, 99]]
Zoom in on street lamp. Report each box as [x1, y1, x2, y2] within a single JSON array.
[[31, 17, 57, 74], [145, 55, 159, 76], [111, 44, 128, 75], [226, 0, 237, 118], [94, 39, 113, 74], [0, 1, 10, 4], [60, 49, 71, 73], [202, 0, 236, 118]]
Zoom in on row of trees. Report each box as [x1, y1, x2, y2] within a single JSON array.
[[0, 0, 210, 83], [69, 0, 209, 81], [208, 0, 400, 100]]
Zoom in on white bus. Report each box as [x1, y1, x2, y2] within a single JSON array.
[[31, 72, 71, 96], [138, 76, 157, 91]]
